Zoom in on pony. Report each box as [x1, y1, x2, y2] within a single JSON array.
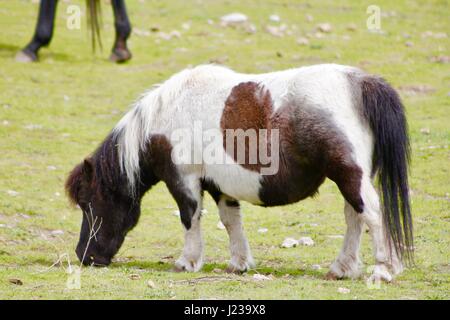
[[16, 0, 132, 63], [66, 64, 413, 282]]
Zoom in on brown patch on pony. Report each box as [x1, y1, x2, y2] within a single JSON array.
[[220, 82, 274, 172]]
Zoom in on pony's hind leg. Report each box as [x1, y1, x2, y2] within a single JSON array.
[[330, 163, 403, 281], [217, 196, 254, 273], [110, 0, 132, 63], [359, 177, 403, 282], [326, 160, 365, 279], [326, 201, 364, 279]]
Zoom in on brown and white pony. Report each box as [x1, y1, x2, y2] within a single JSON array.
[[66, 64, 413, 282]]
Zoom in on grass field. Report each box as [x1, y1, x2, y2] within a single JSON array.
[[0, 0, 449, 299]]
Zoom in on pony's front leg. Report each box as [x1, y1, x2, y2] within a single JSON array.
[[172, 176, 204, 272], [218, 196, 254, 273]]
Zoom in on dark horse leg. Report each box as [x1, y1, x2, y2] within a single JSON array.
[[16, 0, 58, 62], [109, 0, 132, 63]]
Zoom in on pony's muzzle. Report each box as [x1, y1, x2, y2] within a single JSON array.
[[75, 245, 112, 267]]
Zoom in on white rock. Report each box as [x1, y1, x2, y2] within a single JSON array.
[[147, 280, 156, 288], [327, 235, 344, 239], [51, 230, 64, 236], [217, 221, 226, 230], [220, 13, 248, 25], [181, 22, 191, 30], [317, 23, 332, 33], [298, 237, 314, 246], [257, 228, 268, 234], [47, 165, 57, 171], [269, 14, 280, 22], [311, 264, 322, 270], [133, 28, 150, 37], [159, 30, 181, 40], [244, 24, 257, 34], [296, 37, 309, 45], [338, 287, 351, 294], [172, 210, 180, 217], [7, 190, 19, 197], [201, 208, 208, 215], [2, 120, 9, 126], [281, 237, 299, 248], [266, 25, 284, 37], [252, 274, 272, 281], [420, 128, 430, 135], [24, 124, 42, 130]]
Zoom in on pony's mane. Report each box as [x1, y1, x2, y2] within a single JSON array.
[[65, 133, 124, 204], [112, 87, 162, 197], [92, 133, 123, 197]]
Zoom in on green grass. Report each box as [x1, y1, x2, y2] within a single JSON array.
[[0, 0, 449, 299]]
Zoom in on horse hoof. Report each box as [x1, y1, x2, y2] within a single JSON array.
[[324, 271, 340, 280], [109, 48, 132, 63], [225, 265, 247, 274], [15, 50, 37, 63]]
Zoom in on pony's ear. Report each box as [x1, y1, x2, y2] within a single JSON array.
[[65, 158, 94, 205], [83, 158, 94, 180], [65, 162, 83, 205]]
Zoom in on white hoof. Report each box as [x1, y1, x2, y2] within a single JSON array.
[[226, 254, 255, 273], [15, 51, 35, 63], [174, 255, 203, 272], [369, 264, 393, 283], [328, 259, 362, 279]]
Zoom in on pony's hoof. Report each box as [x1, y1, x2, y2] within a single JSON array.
[[225, 265, 248, 274], [15, 50, 37, 63], [225, 257, 255, 274], [173, 256, 203, 272], [324, 271, 340, 280], [327, 260, 361, 279], [369, 264, 393, 283], [109, 48, 132, 63]]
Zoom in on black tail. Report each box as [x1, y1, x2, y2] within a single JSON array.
[[361, 76, 413, 265], [86, 0, 102, 52]]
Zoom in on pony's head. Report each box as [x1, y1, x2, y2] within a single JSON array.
[[65, 134, 146, 266]]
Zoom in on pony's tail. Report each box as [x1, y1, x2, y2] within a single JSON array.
[[361, 76, 414, 265], [86, 0, 102, 52]]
